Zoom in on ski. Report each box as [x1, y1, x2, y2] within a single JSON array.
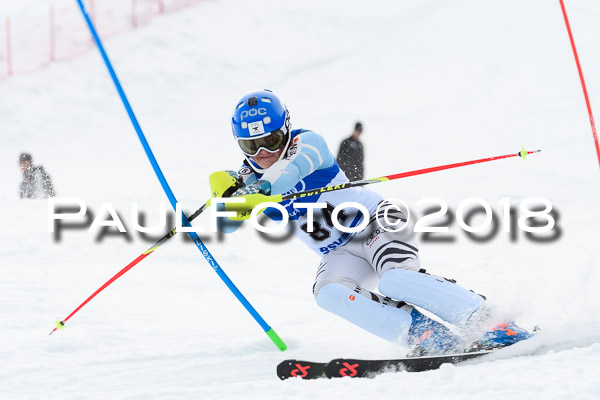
[[277, 350, 493, 380], [326, 350, 493, 378], [277, 359, 327, 380]]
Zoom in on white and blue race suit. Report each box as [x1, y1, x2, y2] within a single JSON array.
[[231, 128, 486, 347], [238, 129, 382, 256]]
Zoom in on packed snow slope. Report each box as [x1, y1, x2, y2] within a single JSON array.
[[1, 0, 600, 399]]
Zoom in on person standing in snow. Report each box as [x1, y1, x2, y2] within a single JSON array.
[[19, 153, 56, 199], [209, 89, 531, 354], [336, 122, 364, 181]]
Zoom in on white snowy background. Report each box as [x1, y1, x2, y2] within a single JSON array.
[[1, 0, 599, 399]]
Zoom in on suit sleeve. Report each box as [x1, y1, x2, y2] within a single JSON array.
[[261, 131, 335, 194]]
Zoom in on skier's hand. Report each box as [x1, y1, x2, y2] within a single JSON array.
[[223, 180, 273, 220], [231, 180, 271, 197], [209, 170, 245, 198]]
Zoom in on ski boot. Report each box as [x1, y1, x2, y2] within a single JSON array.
[[407, 308, 464, 356], [467, 322, 533, 352]]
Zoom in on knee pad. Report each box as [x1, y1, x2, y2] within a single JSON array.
[[379, 269, 485, 326], [315, 283, 412, 344]]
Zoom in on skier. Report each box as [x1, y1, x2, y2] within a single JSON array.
[[18, 153, 56, 199], [336, 121, 364, 181], [210, 89, 531, 355]]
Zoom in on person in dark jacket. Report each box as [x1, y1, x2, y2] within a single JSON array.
[[19, 153, 55, 199], [336, 121, 364, 181]]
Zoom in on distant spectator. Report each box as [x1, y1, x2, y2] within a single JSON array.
[[336, 121, 364, 181], [19, 153, 55, 199]]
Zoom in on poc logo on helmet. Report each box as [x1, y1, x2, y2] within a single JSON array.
[[240, 108, 267, 121]]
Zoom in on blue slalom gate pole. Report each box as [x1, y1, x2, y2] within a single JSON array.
[[74, 0, 286, 351]]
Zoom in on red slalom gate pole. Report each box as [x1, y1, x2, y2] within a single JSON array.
[[132, 0, 138, 28], [6, 17, 12, 76], [50, 5, 56, 62], [89, 0, 96, 22], [559, 0, 600, 170], [88, 0, 96, 45]]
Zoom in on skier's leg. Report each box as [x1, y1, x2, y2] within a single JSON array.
[[358, 202, 485, 326], [313, 246, 466, 352], [374, 262, 531, 349], [313, 248, 414, 345], [378, 269, 532, 351], [358, 202, 531, 351], [378, 269, 485, 326]]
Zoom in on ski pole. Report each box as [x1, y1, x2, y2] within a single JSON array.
[[72, 0, 286, 351], [50, 203, 208, 335]]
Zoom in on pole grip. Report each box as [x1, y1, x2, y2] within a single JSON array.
[[6, 17, 12, 76]]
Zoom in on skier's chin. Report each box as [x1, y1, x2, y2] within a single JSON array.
[[251, 152, 281, 169]]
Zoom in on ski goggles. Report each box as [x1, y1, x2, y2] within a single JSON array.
[[236, 129, 287, 157]]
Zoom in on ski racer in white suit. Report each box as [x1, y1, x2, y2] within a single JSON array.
[[211, 89, 531, 354]]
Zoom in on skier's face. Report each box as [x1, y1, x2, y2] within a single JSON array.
[[251, 147, 284, 169], [19, 161, 32, 173]]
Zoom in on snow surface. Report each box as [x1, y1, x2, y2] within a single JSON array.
[[1, 0, 600, 398]]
